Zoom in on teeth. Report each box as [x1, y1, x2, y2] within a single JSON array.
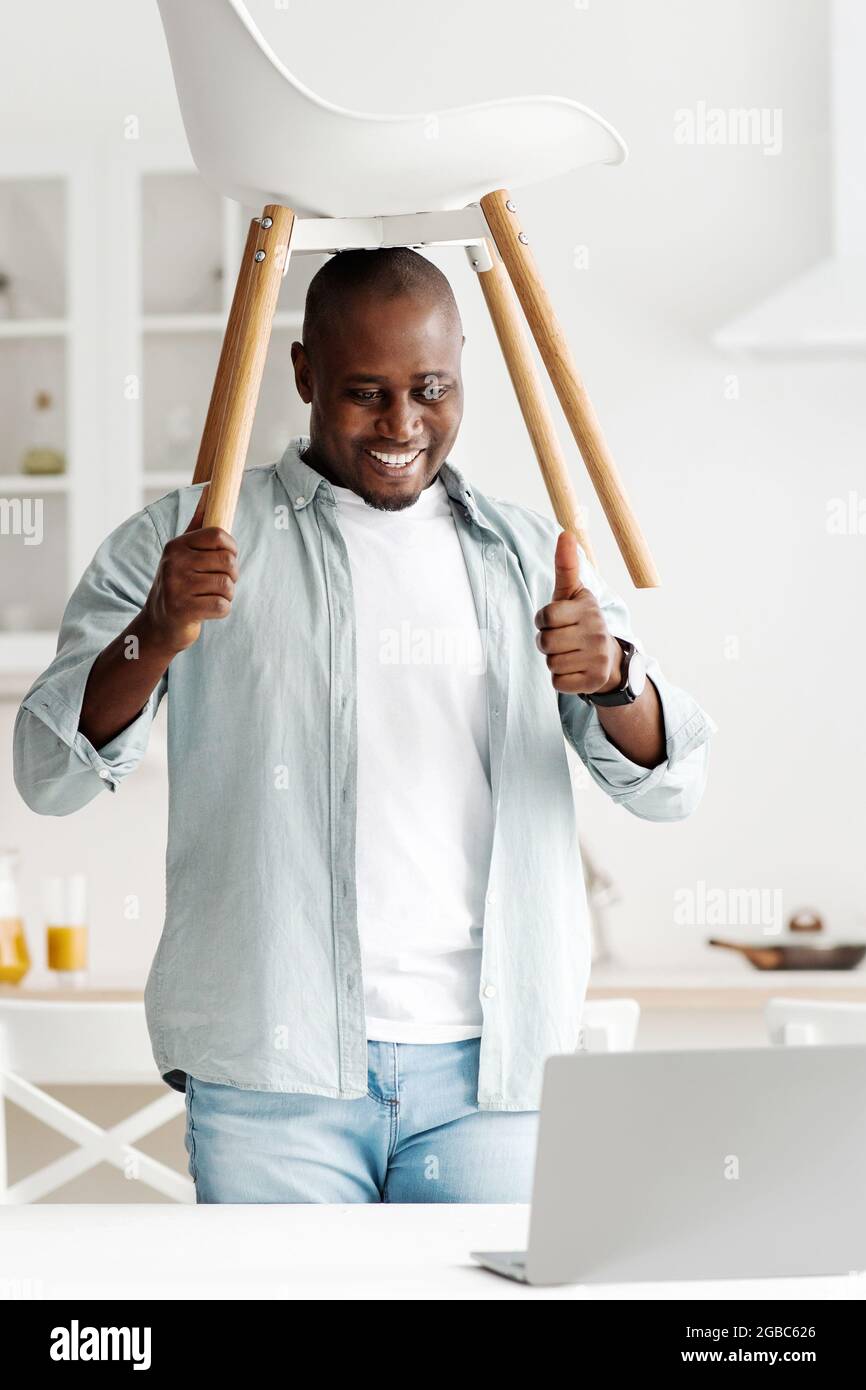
[[368, 449, 420, 468]]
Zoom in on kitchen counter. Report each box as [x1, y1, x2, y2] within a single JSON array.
[[1, 1205, 862, 1301], [6, 969, 866, 1056], [587, 965, 866, 1009], [584, 964, 866, 1048], [6, 965, 866, 1007]]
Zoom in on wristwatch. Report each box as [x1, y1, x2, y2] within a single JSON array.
[[579, 636, 647, 707]]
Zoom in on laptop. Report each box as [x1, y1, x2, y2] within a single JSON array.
[[470, 1043, 866, 1286]]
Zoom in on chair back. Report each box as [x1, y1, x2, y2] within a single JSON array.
[[155, 0, 626, 216], [156, 0, 392, 211], [577, 998, 640, 1052], [766, 996, 866, 1046]]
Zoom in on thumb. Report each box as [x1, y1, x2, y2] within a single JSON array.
[[551, 530, 584, 601], [184, 484, 209, 533]]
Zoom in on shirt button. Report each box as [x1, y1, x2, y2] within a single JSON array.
[[485, 544, 496, 560], [486, 890, 496, 904], [483, 984, 497, 998], [98, 770, 111, 780], [294, 495, 305, 506]]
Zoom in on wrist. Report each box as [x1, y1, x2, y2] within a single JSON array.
[[136, 608, 186, 659], [596, 634, 624, 694]]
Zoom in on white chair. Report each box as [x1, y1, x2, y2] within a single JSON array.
[[766, 997, 866, 1047], [155, 0, 660, 587], [0, 1001, 193, 1204], [576, 998, 640, 1052]]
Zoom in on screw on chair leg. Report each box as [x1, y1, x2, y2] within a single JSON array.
[[195, 204, 296, 534], [469, 237, 597, 569], [480, 188, 660, 588]]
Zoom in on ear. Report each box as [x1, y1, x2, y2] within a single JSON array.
[[291, 343, 313, 404]]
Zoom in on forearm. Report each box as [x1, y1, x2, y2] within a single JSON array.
[[595, 676, 666, 769], [78, 610, 178, 749], [593, 636, 666, 769]]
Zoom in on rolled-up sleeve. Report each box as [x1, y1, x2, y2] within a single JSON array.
[[557, 544, 717, 822], [13, 506, 167, 816]]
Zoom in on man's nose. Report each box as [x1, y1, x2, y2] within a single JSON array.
[[377, 398, 424, 440]]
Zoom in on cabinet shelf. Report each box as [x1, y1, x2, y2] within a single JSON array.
[[140, 310, 303, 334], [0, 473, 68, 492], [0, 319, 69, 340]]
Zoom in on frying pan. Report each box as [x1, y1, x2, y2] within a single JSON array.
[[708, 938, 866, 971]]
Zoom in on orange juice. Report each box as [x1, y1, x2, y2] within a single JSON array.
[[0, 851, 29, 984], [0, 915, 30, 984], [46, 924, 88, 972], [44, 873, 88, 982]]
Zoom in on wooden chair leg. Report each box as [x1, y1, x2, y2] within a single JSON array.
[[469, 238, 597, 569], [479, 188, 660, 588], [192, 217, 261, 487], [195, 203, 296, 534]]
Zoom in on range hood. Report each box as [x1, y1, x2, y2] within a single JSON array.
[[714, 0, 866, 354]]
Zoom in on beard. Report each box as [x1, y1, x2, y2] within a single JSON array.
[[354, 482, 423, 512]]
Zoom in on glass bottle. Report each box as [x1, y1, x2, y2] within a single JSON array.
[[20, 389, 66, 475], [0, 850, 31, 985]]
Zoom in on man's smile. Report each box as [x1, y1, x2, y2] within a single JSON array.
[[362, 446, 425, 481]]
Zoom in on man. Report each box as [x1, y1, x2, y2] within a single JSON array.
[[13, 248, 715, 1204]]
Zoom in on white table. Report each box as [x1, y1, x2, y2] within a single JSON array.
[[1, 1206, 863, 1301]]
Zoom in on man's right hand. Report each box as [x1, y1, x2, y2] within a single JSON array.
[[143, 486, 240, 653]]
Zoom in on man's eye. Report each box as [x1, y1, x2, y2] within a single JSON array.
[[350, 387, 449, 402]]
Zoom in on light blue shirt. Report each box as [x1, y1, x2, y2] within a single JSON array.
[[12, 436, 717, 1109]]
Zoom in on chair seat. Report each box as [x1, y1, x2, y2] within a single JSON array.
[[157, 0, 627, 218], [211, 93, 626, 219]]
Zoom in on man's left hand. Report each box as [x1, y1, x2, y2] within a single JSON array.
[[534, 531, 622, 696]]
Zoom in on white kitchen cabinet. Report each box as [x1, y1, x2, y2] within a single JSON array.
[[0, 137, 321, 693]]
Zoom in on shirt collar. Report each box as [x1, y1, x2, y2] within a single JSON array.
[[275, 435, 482, 524]]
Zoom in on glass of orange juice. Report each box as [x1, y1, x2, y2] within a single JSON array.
[[44, 873, 88, 987], [0, 849, 30, 985]]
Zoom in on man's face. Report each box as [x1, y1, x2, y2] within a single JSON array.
[[291, 289, 464, 511]]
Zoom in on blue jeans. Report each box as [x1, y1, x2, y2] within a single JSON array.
[[184, 1038, 539, 1203]]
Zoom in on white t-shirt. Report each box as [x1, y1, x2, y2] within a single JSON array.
[[330, 474, 494, 1043]]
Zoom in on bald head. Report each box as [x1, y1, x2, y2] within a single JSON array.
[[302, 247, 462, 370]]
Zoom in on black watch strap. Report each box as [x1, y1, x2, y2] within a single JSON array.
[[579, 637, 637, 707]]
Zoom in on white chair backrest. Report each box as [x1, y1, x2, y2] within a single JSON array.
[[156, 0, 403, 207], [765, 997, 866, 1047], [577, 998, 640, 1052], [0, 1001, 162, 1085], [155, 0, 625, 216]]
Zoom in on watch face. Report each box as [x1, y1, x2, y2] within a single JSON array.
[[628, 649, 647, 697]]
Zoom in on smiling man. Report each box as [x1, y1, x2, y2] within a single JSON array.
[[13, 248, 716, 1204]]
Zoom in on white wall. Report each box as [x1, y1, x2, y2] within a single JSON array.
[[3, 0, 861, 988]]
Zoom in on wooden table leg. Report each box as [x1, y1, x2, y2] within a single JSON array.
[[480, 188, 660, 588], [469, 237, 597, 568]]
